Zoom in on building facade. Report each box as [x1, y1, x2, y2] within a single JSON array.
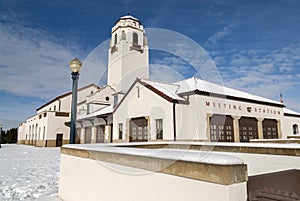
[[18, 84, 99, 147], [19, 15, 300, 146], [76, 15, 300, 144]]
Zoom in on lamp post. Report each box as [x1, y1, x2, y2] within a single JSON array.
[[0, 123, 3, 148], [69, 58, 82, 144]]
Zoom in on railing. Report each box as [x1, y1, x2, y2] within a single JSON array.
[[130, 43, 143, 53]]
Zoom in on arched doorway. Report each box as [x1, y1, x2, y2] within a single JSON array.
[[262, 119, 278, 139], [239, 117, 258, 142], [130, 117, 148, 142], [210, 115, 234, 142]]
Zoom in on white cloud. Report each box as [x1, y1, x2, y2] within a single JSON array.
[[215, 45, 300, 112], [79, 39, 110, 88], [146, 28, 222, 84], [0, 22, 77, 100], [150, 64, 186, 83], [205, 26, 230, 46], [0, 118, 21, 130]]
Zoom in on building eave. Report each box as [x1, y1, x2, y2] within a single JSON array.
[[284, 113, 300, 118], [36, 83, 100, 112], [113, 78, 180, 114], [179, 90, 285, 108]]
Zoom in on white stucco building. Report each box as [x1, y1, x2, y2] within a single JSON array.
[[18, 84, 99, 147], [77, 16, 300, 143], [76, 15, 300, 144], [18, 15, 300, 146]]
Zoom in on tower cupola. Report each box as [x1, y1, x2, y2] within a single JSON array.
[[107, 15, 149, 93]]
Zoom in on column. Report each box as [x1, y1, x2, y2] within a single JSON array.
[[91, 126, 97, 143], [146, 116, 150, 141], [126, 118, 130, 142], [80, 127, 85, 144], [206, 113, 213, 141], [277, 119, 282, 139], [256, 118, 264, 139], [105, 125, 111, 143], [232, 116, 241, 143]]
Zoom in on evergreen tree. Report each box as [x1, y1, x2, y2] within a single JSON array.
[[5, 128, 18, 143], [1, 129, 6, 144]]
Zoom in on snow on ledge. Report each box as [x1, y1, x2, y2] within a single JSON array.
[[63, 144, 244, 165], [66, 141, 300, 149]]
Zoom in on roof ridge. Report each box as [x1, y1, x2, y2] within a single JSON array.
[[139, 78, 181, 87], [177, 77, 283, 105], [36, 83, 100, 111], [138, 78, 184, 101]]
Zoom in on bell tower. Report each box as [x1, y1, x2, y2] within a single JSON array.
[[107, 15, 149, 92]]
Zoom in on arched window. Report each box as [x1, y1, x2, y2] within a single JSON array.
[[293, 124, 299, 134], [114, 34, 117, 45], [133, 32, 138, 44], [121, 30, 126, 40], [43, 127, 46, 140], [29, 126, 31, 136]]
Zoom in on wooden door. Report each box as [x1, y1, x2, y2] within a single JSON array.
[[130, 117, 148, 142], [56, 134, 63, 147]]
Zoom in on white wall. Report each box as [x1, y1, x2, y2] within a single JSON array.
[[25, 114, 42, 141], [225, 152, 300, 176], [46, 112, 70, 140], [113, 82, 174, 141], [176, 94, 284, 141], [21, 85, 99, 143], [58, 154, 247, 201], [282, 115, 300, 137], [17, 122, 26, 141], [86, 86, 115, 114], [36, 85, 98, 114]]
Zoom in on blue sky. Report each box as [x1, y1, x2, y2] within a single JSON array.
[[1, 0, 300, 130]]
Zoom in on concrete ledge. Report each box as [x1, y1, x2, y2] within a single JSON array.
[[287, 135, 300, 139], [251, 138, 300, 144], [61, 144, 247, 185], [116, 141, 300, 157]]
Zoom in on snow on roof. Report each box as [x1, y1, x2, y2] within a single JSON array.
[[78, 105, 113, 120], [284, 108, 300, 115], [120, 15, 139, 21], [175, 77, 283, 105], [63, 144, 244, 165], [139, 78, 185, 101]]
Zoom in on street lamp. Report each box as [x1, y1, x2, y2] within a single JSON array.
[[69, 58, 82, 144], [0, 123, 3, 148]]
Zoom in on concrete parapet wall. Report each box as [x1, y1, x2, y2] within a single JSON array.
[[118, 142, 300, 176], [58, 144, 248, 201], [120, 142, 300, 156]]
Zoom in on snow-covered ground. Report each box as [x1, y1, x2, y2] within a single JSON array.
[[0, 144, 61, 201]]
